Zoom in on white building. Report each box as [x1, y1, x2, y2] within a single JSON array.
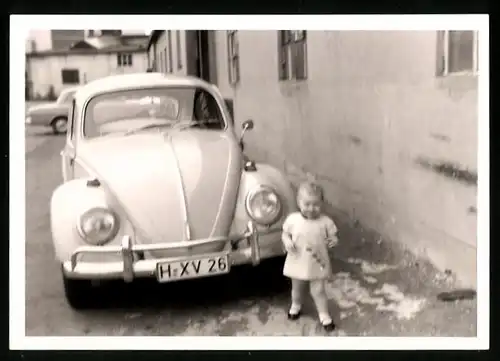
[[26, 32, 149, 99]]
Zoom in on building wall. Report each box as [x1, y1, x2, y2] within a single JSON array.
[[27, 51, 148, 97], [211, 30, 478, 287], [150, 31, 188, 76]]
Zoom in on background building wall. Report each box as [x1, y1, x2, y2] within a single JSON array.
[[151, 30, 188, 75], [27, 51, 148, 97]]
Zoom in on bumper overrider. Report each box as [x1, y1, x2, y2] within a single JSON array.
[[62, 221, 284, 282]]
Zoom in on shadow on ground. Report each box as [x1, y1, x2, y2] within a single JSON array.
[[78, 258, 290, 312]]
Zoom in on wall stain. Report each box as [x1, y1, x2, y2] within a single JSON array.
[[416, 157, 477, 186], [430, 133, 451, 142], [348, 135, 362, 146], [467, 206, 477, 214]]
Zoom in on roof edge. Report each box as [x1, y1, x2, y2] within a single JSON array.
[[26, 47, 147, 57], [147, 30, 165, 51]]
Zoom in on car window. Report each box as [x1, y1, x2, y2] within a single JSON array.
[[83, 86, 226, 138]]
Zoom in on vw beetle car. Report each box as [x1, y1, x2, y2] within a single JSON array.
[[50, 73, 297, 309], [25, 86, 79, 134]]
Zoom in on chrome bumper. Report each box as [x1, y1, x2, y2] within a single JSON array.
[[62, 221, 284, 282]]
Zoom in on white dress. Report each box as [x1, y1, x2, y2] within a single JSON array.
[[282, 212, 338, 281]]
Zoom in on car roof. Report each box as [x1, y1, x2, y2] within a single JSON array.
[[74, 73, 213, 103], [60, 86, 80, 94]]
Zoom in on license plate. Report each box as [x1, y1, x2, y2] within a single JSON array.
[[156, 254, 230, 283]]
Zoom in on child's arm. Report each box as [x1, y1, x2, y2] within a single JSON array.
[[281, 215, 297, 252], [324, 217, 339, 248]]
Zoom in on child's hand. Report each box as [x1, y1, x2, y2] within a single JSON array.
[[327, 236, 338, 248], [284, 238, 297, 253]]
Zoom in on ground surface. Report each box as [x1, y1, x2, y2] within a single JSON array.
[[24, 105, 477, 336]]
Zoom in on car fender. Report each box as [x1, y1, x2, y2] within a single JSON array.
[[229, 162, 297, 236], [50, 178, 135, 262]]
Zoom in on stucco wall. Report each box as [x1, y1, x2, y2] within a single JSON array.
[[212, 30, 478, 287], [27, 51, 148, 97], [151, 31, 188, 76]]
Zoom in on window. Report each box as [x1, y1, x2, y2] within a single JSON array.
[[278, 30, 307, 81], [227, 30, 240, 85], [61, 69, 79, 84], [441, 30, 478, 75], [117, 53, 133, 67], [176, 30, 182, 70], [167, 31, 173, 73]]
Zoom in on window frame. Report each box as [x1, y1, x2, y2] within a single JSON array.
[[227, 30, 240, 86], [117, 53, 133, 68], [278, 30, 308, 81], [441, 30, 479, 76]]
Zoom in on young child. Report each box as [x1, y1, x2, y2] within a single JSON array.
[[282, 181, 339, 331]]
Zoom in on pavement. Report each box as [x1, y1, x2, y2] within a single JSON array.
[[24, 120, 477, 337]]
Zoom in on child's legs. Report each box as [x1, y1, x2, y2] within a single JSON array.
[[309, 280, 331, 319], [291, 279, 308, 307]]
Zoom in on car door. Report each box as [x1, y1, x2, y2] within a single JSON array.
[[61, 99, 76, 182]]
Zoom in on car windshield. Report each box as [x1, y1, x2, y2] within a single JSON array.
[[57, 90, 76, 104], [83, 86, 226, 138]]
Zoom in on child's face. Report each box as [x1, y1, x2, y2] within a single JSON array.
[[298, 191, 322, 219]]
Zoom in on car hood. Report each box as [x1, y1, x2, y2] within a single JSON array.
[[78, 130, 242, 249]]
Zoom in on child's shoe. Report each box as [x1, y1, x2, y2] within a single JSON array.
[[287, 304, 302, 320], [319, 313, 336, 332]]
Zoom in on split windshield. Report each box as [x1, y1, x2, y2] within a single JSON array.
[[83, 86, 226, 138]]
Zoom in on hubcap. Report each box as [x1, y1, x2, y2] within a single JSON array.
[[55, 119, 67, 133]]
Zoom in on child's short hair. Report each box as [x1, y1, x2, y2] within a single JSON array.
[[297, 181, 324, 201]]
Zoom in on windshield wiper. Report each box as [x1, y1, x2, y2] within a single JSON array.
[[124, 123, 172, 136], [172, 119, 222, 131]]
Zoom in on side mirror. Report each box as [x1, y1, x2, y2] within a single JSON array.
[[242, 119, 254, 131], [239, 119, 254, 150]]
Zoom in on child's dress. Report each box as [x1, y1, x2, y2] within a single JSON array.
[[282, 212, 338, 281]]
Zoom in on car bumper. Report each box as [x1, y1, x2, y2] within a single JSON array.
[[62, 221, 285, 282]]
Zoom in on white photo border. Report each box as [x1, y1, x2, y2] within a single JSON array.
[[10, 14, 489, 350]]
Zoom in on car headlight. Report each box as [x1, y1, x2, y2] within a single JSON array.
[[245, 185, 282, 225], [76, 207, 120, 245]]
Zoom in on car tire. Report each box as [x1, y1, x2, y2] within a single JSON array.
[[51, 117, 68, 135], [61, 266, 94, 310]]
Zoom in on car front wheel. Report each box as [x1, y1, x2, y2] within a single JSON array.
[[51, 117, 68, 134], [61, 266, 95, 310]]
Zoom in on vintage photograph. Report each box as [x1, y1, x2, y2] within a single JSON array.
[[13, 15, 487, 348]]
